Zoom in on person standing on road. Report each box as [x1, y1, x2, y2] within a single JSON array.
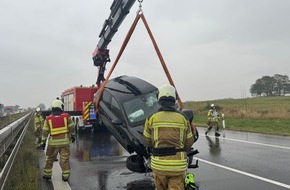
[[205, 103, 220, 137], [143, 84, 194, 190], [34, 107, 43, 148], [41, 99, 75, 181]]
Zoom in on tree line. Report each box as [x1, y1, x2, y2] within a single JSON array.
[[250, 74, 290, 96]]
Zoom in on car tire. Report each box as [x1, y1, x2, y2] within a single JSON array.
[[126, 155, 146, 173]]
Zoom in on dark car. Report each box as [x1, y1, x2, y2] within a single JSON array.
[[94, 75, 196, 172]]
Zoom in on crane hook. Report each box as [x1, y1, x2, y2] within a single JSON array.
[[137, 0, 143, 14]]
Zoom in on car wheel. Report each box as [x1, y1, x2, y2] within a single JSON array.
[[126, 155, 146, 173]]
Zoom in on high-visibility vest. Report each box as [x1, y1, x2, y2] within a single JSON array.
[[46, 113, 69, 136], [144, 111, 193, 172], [34, 114, 43, 124], [207, 109, 219, 122]]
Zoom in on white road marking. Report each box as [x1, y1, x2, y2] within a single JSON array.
[[44, 141, 71, 190], [200, 134, 290, 150], [52, 160, 71, 190], [197, 158, 290, 189]]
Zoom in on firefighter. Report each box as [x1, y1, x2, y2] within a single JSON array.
[[205, 103, 220, 137], [34, 107, 43, 148], [41, 99, 75, 181], [143, 84, 194, 190]]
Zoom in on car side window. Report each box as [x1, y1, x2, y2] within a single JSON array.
[[111, 97, 123, 120], [102, 90, 111, 108]]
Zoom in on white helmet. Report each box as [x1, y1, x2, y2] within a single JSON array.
[[158, 84, 176, 101], [211, 104, 215, 107], [51, 99, 64, 110], [36, 107, 41, 112]]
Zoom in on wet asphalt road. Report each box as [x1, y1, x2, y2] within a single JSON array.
[[67, 129, 154, 190], [66, 128, 290, 190]]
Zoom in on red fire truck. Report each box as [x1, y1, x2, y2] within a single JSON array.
[[61, 86, 98, 132]]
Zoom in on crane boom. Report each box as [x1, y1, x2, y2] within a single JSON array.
[[92, 0, 136, 87]]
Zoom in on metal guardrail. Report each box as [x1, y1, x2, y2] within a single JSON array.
[[0, 113, 32, 189], [0, 113, 30, 158]]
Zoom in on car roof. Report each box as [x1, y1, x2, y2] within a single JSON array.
[[105, 75, 158, 101]]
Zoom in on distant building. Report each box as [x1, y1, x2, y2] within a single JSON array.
[[4, 106, 18, 115], [0, 104, 25, 116], [0, 103, 4, 116]]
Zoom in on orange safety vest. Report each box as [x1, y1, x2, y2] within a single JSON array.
[[46, 113, 69, 136]]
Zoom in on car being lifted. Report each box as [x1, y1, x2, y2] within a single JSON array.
[[94, 75, 196, 173], [94, 75, 158, 172]]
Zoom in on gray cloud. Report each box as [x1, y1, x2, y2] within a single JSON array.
[[1, 0, 290, 108]]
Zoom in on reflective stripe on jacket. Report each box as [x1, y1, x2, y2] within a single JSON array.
[[46, 113, 69, 136], [207, 109, 219, 122], [144, 110, 194, 172], [42, 113, 75, 146], [34, 114, 43, 124], [34, 114, 43, 125], [34, 114, 43, 130]]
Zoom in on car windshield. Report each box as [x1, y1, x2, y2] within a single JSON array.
[[123, 92, 158, 126]]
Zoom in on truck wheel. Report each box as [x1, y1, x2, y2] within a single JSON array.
[[126, 155, 146, 173]]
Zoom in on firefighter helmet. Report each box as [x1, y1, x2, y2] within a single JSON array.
[[51, 99, 64, 110], [157, 84, 176, 101], [211, 103, 215, 108], [36, 107, 41, 112]]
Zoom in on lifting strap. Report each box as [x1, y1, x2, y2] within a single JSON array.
[[95, 10, 184, 113]]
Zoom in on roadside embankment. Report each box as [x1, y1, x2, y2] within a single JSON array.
[[3, 117, 41, 190], [184, 96, 290, 136]]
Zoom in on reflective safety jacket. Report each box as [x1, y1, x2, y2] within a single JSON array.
[[144, 110, 194, 172], [34, 114, 43, 131], [42, 112, 75, 146], [207, 109, 219, 122]]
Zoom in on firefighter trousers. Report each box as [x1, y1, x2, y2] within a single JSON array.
[[206, 121, 219, 133], [43, 145, 71, 180], [153, 170, 186, 190], [34, 128, 42, 146]]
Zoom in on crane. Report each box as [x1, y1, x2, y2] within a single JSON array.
[[92, 0, 184, 108], [92, 0, 137, 89]]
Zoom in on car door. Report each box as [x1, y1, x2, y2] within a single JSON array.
[[99, 90, 130, 151]]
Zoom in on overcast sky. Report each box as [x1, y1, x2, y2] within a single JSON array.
[[1, 0, 290, 109]]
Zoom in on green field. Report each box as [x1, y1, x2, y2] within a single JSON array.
[[184, 96, 290, 136]]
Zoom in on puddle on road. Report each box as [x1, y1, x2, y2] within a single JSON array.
[[69, 130, 156, 189], [71, 130, 126, 162]]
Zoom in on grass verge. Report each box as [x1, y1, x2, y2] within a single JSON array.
[[193, 115, 290, 136], [4, 117, 41, 190], [0, 112, 29, 129], [184, 96, 290, 136]]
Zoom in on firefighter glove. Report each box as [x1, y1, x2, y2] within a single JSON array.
[[41, 142, 46, 150], [70, 135, 75, 143]]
